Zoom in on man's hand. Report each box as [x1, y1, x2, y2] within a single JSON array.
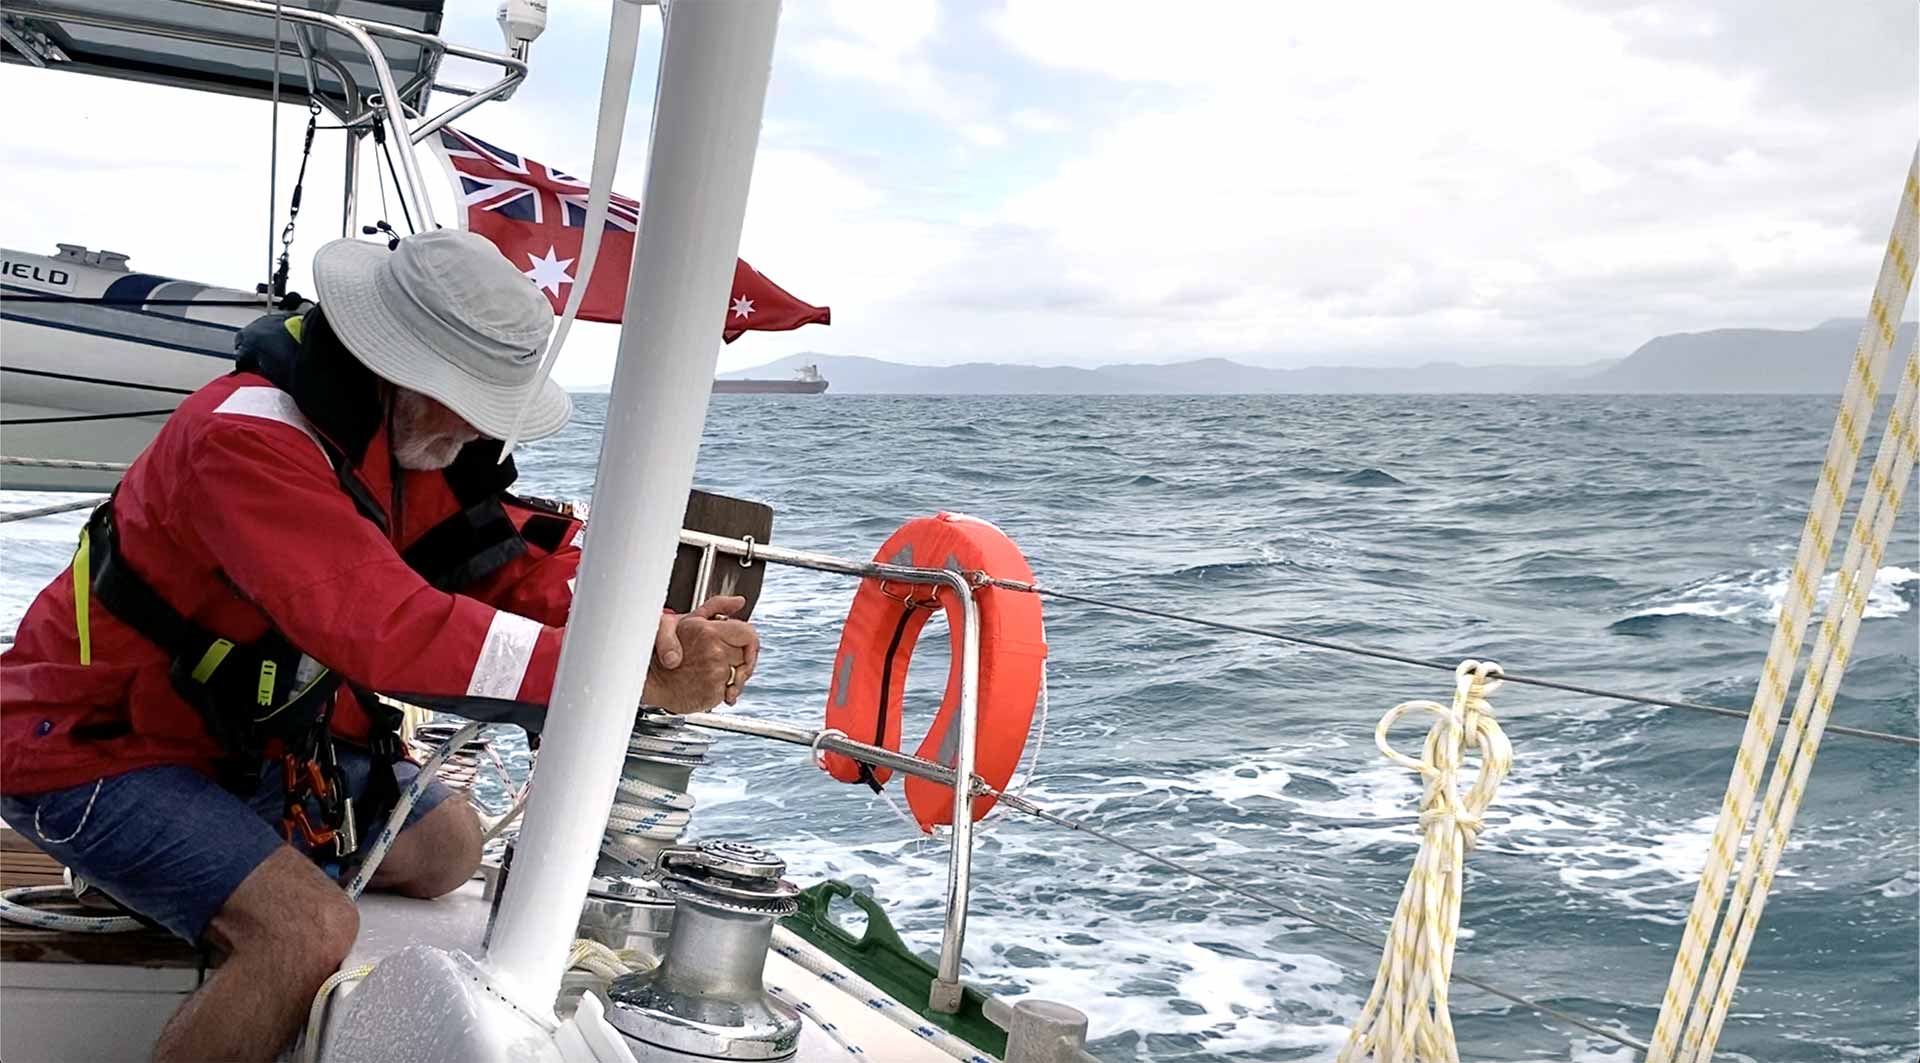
[[644, 595, 760, 714]]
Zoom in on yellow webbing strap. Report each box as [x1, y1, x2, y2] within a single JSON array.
[[256, 660, 279, 707], [190, 639, 235, 684], [72, 529, 91, 666], [255, 665, 333, 724]]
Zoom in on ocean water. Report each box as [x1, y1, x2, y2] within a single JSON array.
[[4, 393, 1916, 1062]]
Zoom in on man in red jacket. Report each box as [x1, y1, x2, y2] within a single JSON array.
[[0, 230, 759, 1061]]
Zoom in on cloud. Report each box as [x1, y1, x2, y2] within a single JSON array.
[[4, 0, 1911, 384], [826, 0, 939, 53], [1011, 109, 1068, 134], [952, 0, 1916, 365]]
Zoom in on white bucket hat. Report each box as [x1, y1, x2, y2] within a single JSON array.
[[311, 230, 570, 441]]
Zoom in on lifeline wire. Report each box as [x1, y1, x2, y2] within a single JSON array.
[[989, 580, 1918, 748], [0, 497, 106, 524]]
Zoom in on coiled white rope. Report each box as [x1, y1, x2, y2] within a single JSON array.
[[1338, 660, 1511, 1063], [0, 719, 485, 931], [602, 776, 697, 867], [600, 730, 701, 868], [1648, 147, 1920, 1063], [0, 883, 143, 934]]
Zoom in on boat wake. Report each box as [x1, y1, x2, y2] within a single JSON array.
[[1616, 564, 1919, 627]]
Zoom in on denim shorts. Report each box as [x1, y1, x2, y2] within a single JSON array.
[[0, 746, 454, 943]]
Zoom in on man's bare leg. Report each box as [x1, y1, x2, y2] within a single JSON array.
[[152, 846, 358, 1063], [367, 798, 482, 898]]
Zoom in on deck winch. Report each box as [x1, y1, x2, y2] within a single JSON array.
[[606, 841, 802, 1061], [577, 715, 715, 963]]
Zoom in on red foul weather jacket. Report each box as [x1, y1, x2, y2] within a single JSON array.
[[0, 310, 585, 795]]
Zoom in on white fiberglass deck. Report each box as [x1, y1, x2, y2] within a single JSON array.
[[328, 879, 963, 1062]]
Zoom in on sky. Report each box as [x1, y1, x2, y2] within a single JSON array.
[[1, 0, 1914, 387]]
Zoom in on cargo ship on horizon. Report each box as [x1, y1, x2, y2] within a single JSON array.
[[712, 362, 830, 395]]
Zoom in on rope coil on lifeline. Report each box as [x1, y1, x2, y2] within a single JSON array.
[[1338, 661, 1511, 1063], [1647, 148, 1920, 1063]]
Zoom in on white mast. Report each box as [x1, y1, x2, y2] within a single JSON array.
[[484, 0, 784, 1009]]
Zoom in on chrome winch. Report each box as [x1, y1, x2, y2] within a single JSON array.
[[576, 714, 717, 965], [605, 841, 802, 1061]]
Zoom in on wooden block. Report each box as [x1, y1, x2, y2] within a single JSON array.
[[664, 489, 775, 618]]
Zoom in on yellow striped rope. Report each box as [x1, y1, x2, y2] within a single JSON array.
[[1338, 661, 1512, 1063], [1679, 344, 1920, 1062], [1647, 146, 1919, 1061]]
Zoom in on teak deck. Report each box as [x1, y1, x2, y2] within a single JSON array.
[[0, 826, 207, 969]]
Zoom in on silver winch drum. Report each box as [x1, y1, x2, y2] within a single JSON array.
[[578, 871, 675, 965], [606, 841, 802, 1061], [571, 715, 717, 963]]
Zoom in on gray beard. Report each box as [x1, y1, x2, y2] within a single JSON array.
[[390, 388, 476, 470], [391, 429, 469, 471]]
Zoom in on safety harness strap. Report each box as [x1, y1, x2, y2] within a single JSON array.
[[402, 496, 526, 590], [82, 499, 348, 769]]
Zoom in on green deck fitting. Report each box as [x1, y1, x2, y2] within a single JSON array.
[[780, 880, 1008, 1058]]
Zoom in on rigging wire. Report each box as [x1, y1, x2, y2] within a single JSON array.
[[988, 579, 1919, 748], [266, 2, 285, 294], [2, 410, 174, 426], [371, 121, 395, 232], [0, 296, 273, 306], [0, 369, 191, 395], [372, 118, 416, 235]]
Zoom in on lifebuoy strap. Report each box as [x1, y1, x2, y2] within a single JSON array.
[[861, 604, 921, 793]]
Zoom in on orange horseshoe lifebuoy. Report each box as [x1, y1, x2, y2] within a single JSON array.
[[822, 512, 1047, 831]]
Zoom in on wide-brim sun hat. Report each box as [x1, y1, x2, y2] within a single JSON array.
[[312, 230, 571, 441]]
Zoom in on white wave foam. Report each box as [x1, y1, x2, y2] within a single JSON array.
[[743, 796, 1365, 1061], [1625, 565, 1919, 625], [1173, 735, 1760, 929]]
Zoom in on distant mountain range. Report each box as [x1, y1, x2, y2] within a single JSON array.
[[715, 318, 1918, 395]]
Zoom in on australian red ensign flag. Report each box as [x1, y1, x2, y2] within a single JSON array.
[[434, 128, 830, 342]]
